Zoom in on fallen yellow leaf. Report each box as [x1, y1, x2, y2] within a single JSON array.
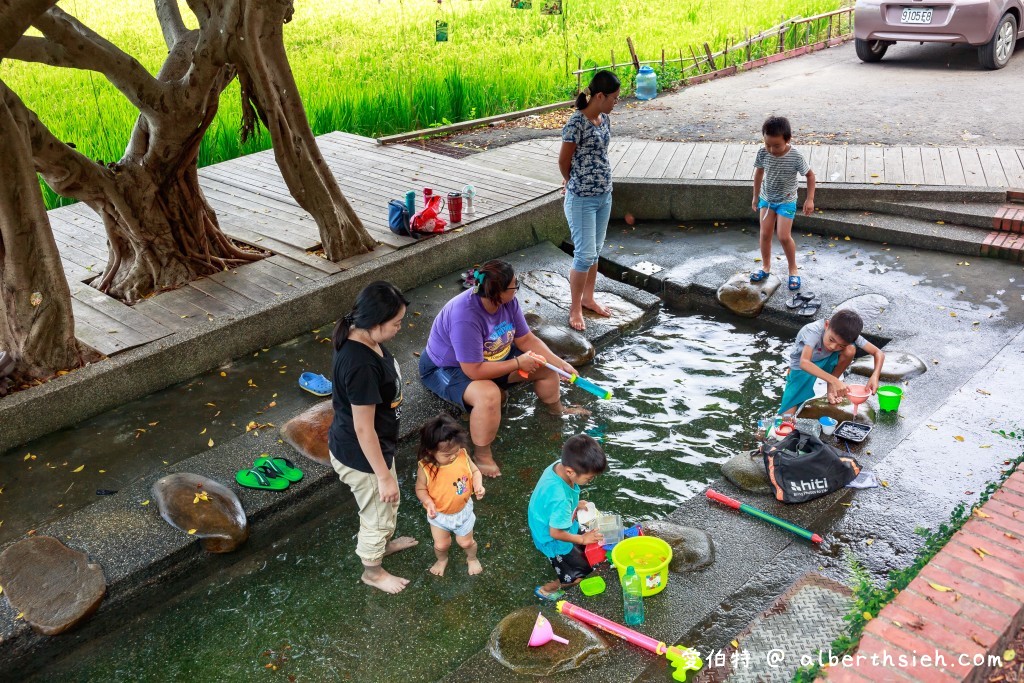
[[187, 529, 197, 535], [207, 438, 214, 447], [200, 428, 207, 435], [862, 611, 873, 620], [141, 500, 150, 506], [928, 581, 953, 592], [148, 421, 159, 426], [16, 612, 23, 619], [927, 424, 938, 430], [865, 538, 874, 545], [950, 312, 957, 318], [953, 435, 964, 442], [219, 371, 226, 377], [1005, 532, 1017, 540], [973, 508, 990, 518], [206, 402, 216, 407], [1005, 649, 1016, 662], [973, 547, 991, 560], [731, 639, 739, 648], [880, 480, 890, 487], [72, 465, 84, 473]]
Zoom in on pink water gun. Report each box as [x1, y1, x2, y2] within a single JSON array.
[[556, 600, 702, 681]]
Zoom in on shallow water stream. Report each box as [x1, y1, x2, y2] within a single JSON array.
[[31, 312, 788, 682]]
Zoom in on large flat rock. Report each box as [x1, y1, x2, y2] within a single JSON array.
[[279, 400, 333, 466], [0, 536, 106, 635], [488, 607, 610, 676], [716, 272, 780, 318], [152, 473, 248, 553], [850, 350, 926, 381], [520, 269, 647, 329]]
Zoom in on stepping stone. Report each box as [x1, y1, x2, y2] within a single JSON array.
[[642, 520, 716, 572], [280, 400, 332, 466], [0, 536, 106, 635], [519, 270, 646, 329], [488, 607, 610, 675], [797, 396, 876, 424], [833, 293, 889, 321], [850, 351, 926, 381], [721, 450, 772, 495], [524, 312, 594, 367], [716, 272, 780, 318], [152, 473, 248, 553]]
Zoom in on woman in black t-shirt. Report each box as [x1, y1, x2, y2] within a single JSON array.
[[329, 281, 416, 594]]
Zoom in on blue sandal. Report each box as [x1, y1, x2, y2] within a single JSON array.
[[788, 275, 801, 291], [298, 372, 332, 397], [534, 586, 565, 602], [749, 269, 769, 283]]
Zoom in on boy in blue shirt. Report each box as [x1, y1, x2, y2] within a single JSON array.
[[779, 309, 885, 415], [528, 434, 607, 601]]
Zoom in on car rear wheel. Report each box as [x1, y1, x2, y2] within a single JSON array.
[[979, 13, 1017, 69], [855, 38, 889, 63]]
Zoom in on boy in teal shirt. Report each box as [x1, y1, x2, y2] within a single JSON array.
[[528, 434, 607, 600]]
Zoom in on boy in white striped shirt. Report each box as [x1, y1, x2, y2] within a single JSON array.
[[750, 116, 816, 291]]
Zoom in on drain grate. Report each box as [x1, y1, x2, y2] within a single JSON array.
[[693, 572, 852, 683]]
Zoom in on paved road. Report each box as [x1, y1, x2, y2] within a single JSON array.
[[450, 40, 1024, 149]]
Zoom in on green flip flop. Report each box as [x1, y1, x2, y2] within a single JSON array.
[[236, 464, 290, 490], [253, 454, 304, 483]]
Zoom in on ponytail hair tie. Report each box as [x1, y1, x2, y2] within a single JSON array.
[[343, 312, 355, 324], [583, 86, 592, 103], [472, 269, 485, 294]]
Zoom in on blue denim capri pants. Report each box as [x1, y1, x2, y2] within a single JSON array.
[[564, 190, 612, 272]]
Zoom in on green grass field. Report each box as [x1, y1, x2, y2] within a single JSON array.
[[2, 0, 840, 208]]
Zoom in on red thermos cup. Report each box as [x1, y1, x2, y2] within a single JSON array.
[[423, 188, 433, 203], [447, 191, 463, 223]]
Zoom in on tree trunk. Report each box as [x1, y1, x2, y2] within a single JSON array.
[[231, 0, 376, 260], [0, 82, 88, 379]]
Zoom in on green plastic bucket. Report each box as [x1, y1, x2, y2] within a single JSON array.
[[610, 536, 672, 597], [877, 386, 903, 412]]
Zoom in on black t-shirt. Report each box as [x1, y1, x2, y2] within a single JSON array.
[[328, 340, 403, 473]]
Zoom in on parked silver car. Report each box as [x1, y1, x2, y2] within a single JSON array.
[[854, 0, 1023, 69]]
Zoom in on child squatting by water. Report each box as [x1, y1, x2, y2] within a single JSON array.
[[415, 414, 486, 576]]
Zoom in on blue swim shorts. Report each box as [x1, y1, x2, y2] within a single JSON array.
[[758, 197, 797, 220]]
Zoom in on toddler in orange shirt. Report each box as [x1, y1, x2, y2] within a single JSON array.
[[415, 414, 486, 576]]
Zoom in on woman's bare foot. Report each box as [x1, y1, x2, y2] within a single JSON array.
[[582, 299, 611, 317], [384, 536, 418, 557], [467, 559, 483, 575], [544, 401, 591, 417], [429, 557, 448, 576], [473, 446, 501, 478], [361, 565, 410, 594], [569, 308, 586, 331]]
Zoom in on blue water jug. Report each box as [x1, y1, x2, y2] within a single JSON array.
[[635, 65, 657, 101]]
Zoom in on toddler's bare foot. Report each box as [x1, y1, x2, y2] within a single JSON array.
[[569, 308, 586, 331], [361, 567, 410, 594], [582, 299, 611, 317], [429, 558, 448, 576], [384, 536, 418, 557], [467, 559, 483, 575]]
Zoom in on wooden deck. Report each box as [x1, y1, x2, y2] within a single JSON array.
[[47, 132, 1024, 357], [463, 138, 1024, 189], [49, 131, 558, 356]]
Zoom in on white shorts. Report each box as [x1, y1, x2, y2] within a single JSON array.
[[428, 498, 476, 537]]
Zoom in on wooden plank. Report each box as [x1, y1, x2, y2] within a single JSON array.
[[207, 267, 284, 302], [733, 144, 759, 181], [55, 204, 108, 239], [996, 148, 1024, 188], [132, 300, 194, 333], [646, 143, 681, 179], [70, 286, 172, 342], [247, 258, 312, 290], [612, 140, 647, 177], [48, 216, 110, 260], [807, 146, 829, 182], [698, 143, 728, 179], [187, 276, 260, 312], [147, 287, 226, 321], [844, 145, 865, 183], [824, 146, 847, 183], [864, 146, 885, 182], [680, 143, 712, 179], [201, 190, 321, 248], [604, 139, 633, 171], [663, 143, 696, 178], [265, 253, 332, 281], [457, 150, 564, 186], [714, 143, 745, 180], [625, 141, 664, 178], [882, 147, 905, 184], [957, 148, 987, 187], [921, 147, 945, 185], [901, 147, 925, 185], [976, 147, 1008, 187], [70, 298, 149, 353], [938, 147, 966, 185], [214, 215, 346, 273]]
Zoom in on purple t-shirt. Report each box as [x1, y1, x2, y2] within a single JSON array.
[[425, 289, 531, 368]]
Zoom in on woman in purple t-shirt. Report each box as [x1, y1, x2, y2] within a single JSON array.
[[420, 260, 584, 478]]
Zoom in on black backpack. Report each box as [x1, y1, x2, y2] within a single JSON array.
[[762, 429, 860, 504]]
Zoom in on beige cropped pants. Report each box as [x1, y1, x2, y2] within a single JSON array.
[[330, 453, 399, 565]]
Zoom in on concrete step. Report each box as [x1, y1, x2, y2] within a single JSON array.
[[802, 209, 984, 257], [864, 199, 1002, 230]]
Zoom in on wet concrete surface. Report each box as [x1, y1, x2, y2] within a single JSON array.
[[443, 220, 1024, 682], [446, 41, 1024, 150]]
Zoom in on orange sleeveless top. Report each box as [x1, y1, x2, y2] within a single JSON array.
[[421, 448, 474, 515]]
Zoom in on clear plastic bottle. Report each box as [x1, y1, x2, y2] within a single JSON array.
[[635, 66, 657, 101], [622, 565, 645, 626]]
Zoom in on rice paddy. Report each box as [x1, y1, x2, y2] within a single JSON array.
[[1, 0, 840, 208]]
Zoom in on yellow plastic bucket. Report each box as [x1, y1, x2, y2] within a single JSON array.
[[610, 536, 673, 597]]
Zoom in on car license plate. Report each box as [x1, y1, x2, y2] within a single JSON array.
[[901, 7, 933, 24]]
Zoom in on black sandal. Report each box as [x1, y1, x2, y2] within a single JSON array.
[[785, 292, 817, 309]]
